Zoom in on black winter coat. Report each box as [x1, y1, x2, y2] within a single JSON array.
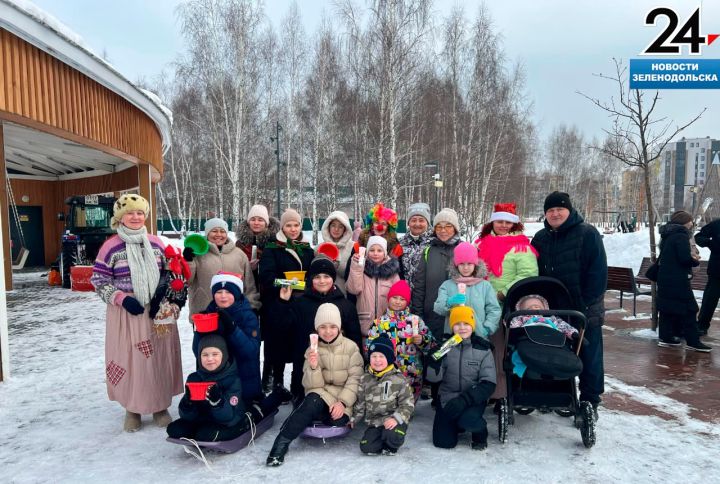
[[657, 223, 699, 315], [179, 359, 246, 427], [258, 235, 315, 363], [531, 210, 607, 326], [695, 218, 720, 278], [410, 235, 461, 337], [266, 286, 362, 396]]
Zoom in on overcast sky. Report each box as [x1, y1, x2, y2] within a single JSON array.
[[28, 0, 720, 143]]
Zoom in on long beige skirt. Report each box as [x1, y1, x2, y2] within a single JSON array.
[[104, 304, 183, 414]]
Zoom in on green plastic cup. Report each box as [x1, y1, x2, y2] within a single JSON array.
[[184, 233, 210, 256]]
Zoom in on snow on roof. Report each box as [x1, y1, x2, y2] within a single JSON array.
[[0, 0, 173, 152]]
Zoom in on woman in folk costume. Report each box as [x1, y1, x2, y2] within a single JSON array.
[[475, 202, 538, 402], [91, 194, 183, 432]]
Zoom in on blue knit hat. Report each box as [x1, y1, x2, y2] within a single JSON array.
[[367, 334, 396, 365]]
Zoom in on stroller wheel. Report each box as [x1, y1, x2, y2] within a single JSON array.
[[497, 399, 509, 443], [579, 401, 596, 448], [554, 409, 574, 418], [515, 407, 534, 415]]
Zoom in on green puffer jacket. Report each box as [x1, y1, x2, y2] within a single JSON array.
[[351, 366, 414, 427]]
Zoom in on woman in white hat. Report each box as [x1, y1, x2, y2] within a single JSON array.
[[183, 217, 259, 315]]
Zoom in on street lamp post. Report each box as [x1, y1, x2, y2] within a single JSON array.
[[683, 184, 698, 215], [270, 121, 283, 219], [423, 160, 441, 216]]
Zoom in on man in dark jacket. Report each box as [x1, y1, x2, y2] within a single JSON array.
[[531, 192, 607, 416], [695, 218, 720, 336]]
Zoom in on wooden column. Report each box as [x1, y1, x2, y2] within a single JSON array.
[[0, 122, 9, 381], [137, 163, 155, 234], [0, 123, 11, 291]]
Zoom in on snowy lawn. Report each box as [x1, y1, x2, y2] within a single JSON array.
[[2, 275, 719, 483]]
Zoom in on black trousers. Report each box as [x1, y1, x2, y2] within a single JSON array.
[[167, 418, 248, 442], [578, 324, 604, 405], [697, 276, 720, 330], [359, 423, 408, 454], [432, 403, 488, 449], [659, 311, 700, 344], [278, 393, 349, 441]]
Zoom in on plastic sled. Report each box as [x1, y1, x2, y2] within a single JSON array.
[[166, 410, 277, 454], [300, 422, 351, 440]]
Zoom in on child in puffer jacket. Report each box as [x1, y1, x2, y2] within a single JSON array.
[[434, 242, 501, 338], [366, 280, 435, 400], [266, 303, 364, 467], [351, 334, 414, 456], [427, 306, 496, 451], [192, 272, 263, 403], [167, 334, 281, 442], [347, 235, 402, 336]]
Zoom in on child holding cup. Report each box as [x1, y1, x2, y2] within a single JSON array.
[[167, 334, 281, 442], [433, 242, 501, 339]]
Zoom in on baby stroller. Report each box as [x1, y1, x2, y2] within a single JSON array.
[[495, 276, 595, 448]]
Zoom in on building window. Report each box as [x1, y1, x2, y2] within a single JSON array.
[[701, 155, 705, 161]]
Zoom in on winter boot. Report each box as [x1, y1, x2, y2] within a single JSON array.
[[381, 447, 397, 456], [152, 410, 172, 428], [273, 384, 293, 405], [685, 340, 712, 352], [124, 411, 142, 432], [266, 435, 292, 466], [471, 430, 488, 451], [657, 337, 682, 348]]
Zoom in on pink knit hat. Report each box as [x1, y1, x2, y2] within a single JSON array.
[[387, 280, 411, 303], [454, 242, 479, 266]]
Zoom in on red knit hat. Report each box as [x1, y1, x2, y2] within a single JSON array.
[[489, 203, 520, 223], [387, 280, 411, 303]]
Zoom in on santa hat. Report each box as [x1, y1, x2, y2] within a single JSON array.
[[489, 203, 520, 224], [211, 271, 244, 300]]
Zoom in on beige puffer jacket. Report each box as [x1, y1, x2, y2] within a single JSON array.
[[187, 241, 260, 314], [302, 334, 364, 417]]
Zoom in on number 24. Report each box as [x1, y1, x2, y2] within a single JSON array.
[[643, 7, 704, 55]]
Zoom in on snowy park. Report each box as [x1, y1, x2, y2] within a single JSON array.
[[1, 227, 719, 483]]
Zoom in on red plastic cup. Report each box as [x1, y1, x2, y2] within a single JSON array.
[[186, 381, 215, 401], [192, 313, 219, 332]]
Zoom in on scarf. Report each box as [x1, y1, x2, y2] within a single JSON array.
[[369, 363, 395, 378], [116, 224, 160, 306], [453, 275, 483, 286], [478, 232, 537, 278]]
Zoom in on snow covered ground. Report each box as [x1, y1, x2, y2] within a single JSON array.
[[1, 229, 719, 483]]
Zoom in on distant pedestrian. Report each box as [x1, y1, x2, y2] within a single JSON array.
[[695, 218, 720, 336]]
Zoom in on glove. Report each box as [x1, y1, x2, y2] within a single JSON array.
[[217, 308, 236, 337], [148, 281, 168, 319], [206, 384, 223, 406], [442, 394, 471, 420], [122, 296, 145, 316], [183, 247, 195, 262], [447, 293, 466, 307]]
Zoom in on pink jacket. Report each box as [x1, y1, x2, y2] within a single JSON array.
[[347, 256, 402, 336]]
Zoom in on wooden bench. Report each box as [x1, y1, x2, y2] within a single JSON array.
[[636, 256, 709, 291], [607, 266, 651, 316]]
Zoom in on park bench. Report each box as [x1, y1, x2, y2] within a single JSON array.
[[636, 257, 709, 291], [606, 266, 651, 316]]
